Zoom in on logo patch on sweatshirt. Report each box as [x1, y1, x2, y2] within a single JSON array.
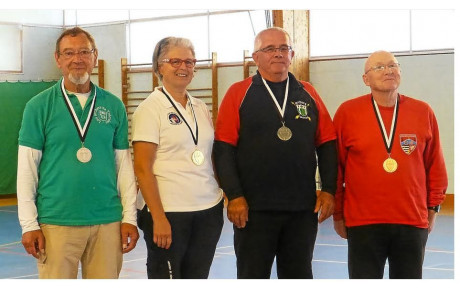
[[400, 134, 417, 155], [291, 101, 311, 121]]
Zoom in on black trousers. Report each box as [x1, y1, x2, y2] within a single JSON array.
[[234, 210, 318, 279], [347, 224, 428, 279], [137, 200, 224, 279]]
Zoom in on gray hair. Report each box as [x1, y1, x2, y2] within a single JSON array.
[[56, 27, 97, 54], [253, 27, 292, 52], [152, 37, 195, 81]]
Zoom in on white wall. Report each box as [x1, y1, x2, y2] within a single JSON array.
[[0, 26, 62, 81], [84, 24, 127, 98]]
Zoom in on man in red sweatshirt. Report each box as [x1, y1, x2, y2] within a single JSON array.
[[333, 50, 447, 279]]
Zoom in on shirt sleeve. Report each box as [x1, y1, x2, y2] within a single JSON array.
[[115, 149, 137, 226], [302, 82, 337, 147], [213, 82, 246, 200], [332, 103, 347, 221], [113, 100, 130, 150], [424, 107, 448, 207], [18, 97, 46, 151], [131, 102, 160, 144], [214, 82, 244, 146], [17, 145, 42, 234]]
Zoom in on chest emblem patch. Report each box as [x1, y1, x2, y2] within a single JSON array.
[[168, 112, 182, 125], [291, 101, 311, 121], [400, 134, 417, 155], [94, 106, 111, 124]]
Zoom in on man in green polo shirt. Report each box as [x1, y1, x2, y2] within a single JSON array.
[[17, 27, 139, 279]]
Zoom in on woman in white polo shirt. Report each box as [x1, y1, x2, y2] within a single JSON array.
[[132, 37, 223, 279]]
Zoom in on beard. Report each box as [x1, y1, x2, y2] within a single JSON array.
[[68, 72, 90, 85]]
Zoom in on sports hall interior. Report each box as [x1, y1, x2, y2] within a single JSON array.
[[0, 9, 455, 280]]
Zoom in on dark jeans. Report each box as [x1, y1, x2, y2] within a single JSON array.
[[347, 224, 428, 279], [234, 210, 318, 279], [137, 200, 224, 279]]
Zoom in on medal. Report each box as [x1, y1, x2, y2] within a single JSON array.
[[383, 157, 398, 173], [191, 149, 205, 166], [371, 96, 399, 173], [261, 75, 292, 141], [277, 124, 292, 141], [61, 80, 97, 163], [77, 146, 92, 163], [162, 88, 204, 166]]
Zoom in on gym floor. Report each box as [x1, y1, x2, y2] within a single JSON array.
[[0, 201, 454, 280]]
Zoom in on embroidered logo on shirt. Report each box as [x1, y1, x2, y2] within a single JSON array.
[[400, 134, 417, 155], [291, 101, 311, 121], [94, 106, 111, 124], [168, 112, 182, 125]]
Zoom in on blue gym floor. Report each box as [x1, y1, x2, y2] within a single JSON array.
[[0, 204, 454, 279]]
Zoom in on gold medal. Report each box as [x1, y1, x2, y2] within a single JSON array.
[[383, 157, 397, 173], [77, 147, 92, 163], [277, 125, 292, 141], [191, 149, 205, 166]]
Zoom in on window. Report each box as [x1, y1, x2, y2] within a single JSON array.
[[209, 10, 267, 62], [0, 24, 22, 72], [128, 10, 268, 64], [129, 16, 208, 64], [411, 10, 455, 51], [310, 9, 454, 57], [64, 10, 129, 26]]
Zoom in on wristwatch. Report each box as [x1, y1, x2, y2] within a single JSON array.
[[428, 205, 441, 213]]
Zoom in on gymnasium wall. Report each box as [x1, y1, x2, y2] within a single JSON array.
[[0, 21, 454, 196]]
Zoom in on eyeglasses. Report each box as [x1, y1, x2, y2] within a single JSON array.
[[255, 45, 292, 54], [59, 49, 95, 59], [161, 58, 197, 68], [365, 63, 400, 74]]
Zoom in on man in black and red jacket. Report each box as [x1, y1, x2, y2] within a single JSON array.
[[213, 27, 337, 279]]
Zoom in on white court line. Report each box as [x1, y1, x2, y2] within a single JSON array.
[[0, 209, 17, 213], [423, 267, 454, 271], [313, 259, 454, 271], [313, 259, 348, 264], [425, 249, 454, 254], [216, 246, 233, 250], [0, 241, 22, 248], [316, 243, 454, 254], [4, 273, 38, 279], [122, 257, 147, 263], [316, 243, 347, 247]]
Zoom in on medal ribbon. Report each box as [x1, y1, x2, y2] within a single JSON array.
[[61, 79, 96, 144], [261, 75, 289, 124], [371, 95, 399, 155], [161, 88, 199, 146]]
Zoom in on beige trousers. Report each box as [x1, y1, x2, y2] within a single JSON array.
[[38, 221, 122, 279]]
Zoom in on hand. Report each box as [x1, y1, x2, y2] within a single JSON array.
[[22, 229, 46, 259], [428, 210, 437, 234], [153, 216, 172, 249], [121, 223, 139, 253], [334, 219, 347, 239], [227, 196, 249, 228], [314, 191, 335, 223]]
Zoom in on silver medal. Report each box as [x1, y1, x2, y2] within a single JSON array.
[[77, 147, 92, 163], [191, 149, 205, 166]]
